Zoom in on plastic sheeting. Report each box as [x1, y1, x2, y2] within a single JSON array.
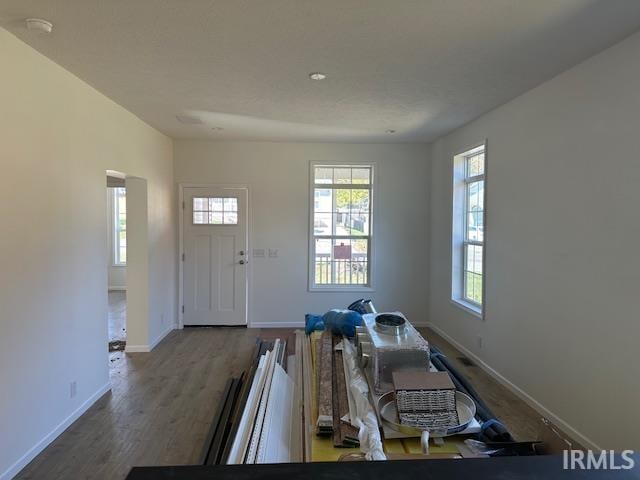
[[341, 340, 386, 461]]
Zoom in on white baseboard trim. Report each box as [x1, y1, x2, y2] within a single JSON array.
[[248, 321, 305, 329], [125, 326, 174, 353], [108, 286, 126, 291], [1, 382, 111, 480], [150, 326, 173, 350], [124, 344, 149, 353], [425, 321, 601, 451]]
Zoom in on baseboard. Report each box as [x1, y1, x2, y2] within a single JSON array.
[[124, 344, 150, 353], [149, 326, 173, 350], [248, 321, 305, 329], [425, 321, 601, 451], [1, 382, 111, 480], [125, 326, 173, 353], [108, 286, 126, 291]]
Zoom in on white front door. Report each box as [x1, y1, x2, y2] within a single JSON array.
[[183, 186, 248, 326]]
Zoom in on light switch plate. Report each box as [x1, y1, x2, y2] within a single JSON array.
[[253, 248, 265, 258], [268, 248, 278, 258]]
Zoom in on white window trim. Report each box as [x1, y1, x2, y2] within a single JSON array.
[[308, 160, 376, 292], [113, 187, 126, 266], [451, 142, 486, 318]]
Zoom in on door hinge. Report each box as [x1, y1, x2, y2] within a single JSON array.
[[182, 201, 185, 209], [181, 305, 185, 313], [182, 253, 185, 262]]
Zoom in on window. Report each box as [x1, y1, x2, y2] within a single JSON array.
[[113, 187, 126, 265], [310, 164, 373, 289], [452, 145, 485, 314], [193, 197, 238, 225]]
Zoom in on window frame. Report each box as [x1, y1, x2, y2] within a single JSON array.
[[308, 161, 376, 292], [113, 187, 126, 266], [451, 142, 486, 317], [462, 156, 485, 308]]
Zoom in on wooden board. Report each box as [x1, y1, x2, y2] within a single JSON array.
[[316, 331, 333, 431], [334, 346, 359, 445]]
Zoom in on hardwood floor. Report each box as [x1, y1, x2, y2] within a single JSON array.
[[17, 326, 553, 479]]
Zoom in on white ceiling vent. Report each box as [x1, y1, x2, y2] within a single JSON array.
[[176, 115, 203, 125]]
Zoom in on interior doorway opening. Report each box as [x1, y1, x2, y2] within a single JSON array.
[[107, 172, 127, 354]]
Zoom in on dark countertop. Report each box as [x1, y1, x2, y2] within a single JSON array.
[[127, 455, 640, 480]]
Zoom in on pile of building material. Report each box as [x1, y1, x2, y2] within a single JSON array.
[[221, 338, 300, 464], [393, 370, 459, 430]]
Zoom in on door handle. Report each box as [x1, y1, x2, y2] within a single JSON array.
[[239, 250, 245, 256], [239, 259, 248, 265]]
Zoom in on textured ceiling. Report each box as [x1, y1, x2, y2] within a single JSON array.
[[2, 0, 640, 142]]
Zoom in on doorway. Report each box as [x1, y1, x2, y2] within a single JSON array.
[[181, 186, 249, 326], [107, 174, 127, 352]]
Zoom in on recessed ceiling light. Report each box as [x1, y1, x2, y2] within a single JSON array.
[[309, 72, 327, 80], [26, 18, 53, 34], [386, 129, 396, 134], [211, 127, 224, 131]]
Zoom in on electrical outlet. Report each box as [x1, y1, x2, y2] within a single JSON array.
[[70, 381, 77, 399], [161, 313, 165, 325], [476, 335, 483, 350]]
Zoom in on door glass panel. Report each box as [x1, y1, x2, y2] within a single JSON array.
[[193, 197, 239, 225]]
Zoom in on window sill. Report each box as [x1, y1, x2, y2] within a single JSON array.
[[309, 286, 375, 293], [450, 298, 483, 319]]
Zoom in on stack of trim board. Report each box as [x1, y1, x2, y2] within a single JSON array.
[[392, 370, 459, 430]]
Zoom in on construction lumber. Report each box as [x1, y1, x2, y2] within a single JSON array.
[[301, 331, 313, 461], [316, 331, 333, 434], [334, 346, 359, 446]]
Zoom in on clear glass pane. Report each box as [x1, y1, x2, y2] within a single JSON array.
[[335, 189, 351, 210], [119, 247, 127, 264], [194, 197, 208, 211], [314, 167, 333, 184], [350, 189, 370, 211], [352, 168, 370, 185], [209, 212, 223, 224], [193, 211, 207, 224], [210, 197, 223, 211], [351, 239, 368, 285], [334, 212, 350, 236], [467, 181, 481, 211], [224, 198, 238, 212], [314, 188, 332, 212], [314, 239, 332, 284], [465, 244, 483, 274], [464, 272, 483, 304], [224, 212, 238, 224], [334, 168, 351, 184], [332, 239, 352, 284], [466, 153, 484, 177], [314, 212, 332, 235], [350, 212, 369, 235]]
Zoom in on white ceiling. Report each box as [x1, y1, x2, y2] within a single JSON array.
[[3, 0, 640, 143]]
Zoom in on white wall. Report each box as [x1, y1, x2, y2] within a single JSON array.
[[0, 29, 176, 479], [174, 141, 430, 327], [428, 30, 640, 450]]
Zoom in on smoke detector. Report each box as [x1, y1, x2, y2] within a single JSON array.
[[26, 18, 53, 34]]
